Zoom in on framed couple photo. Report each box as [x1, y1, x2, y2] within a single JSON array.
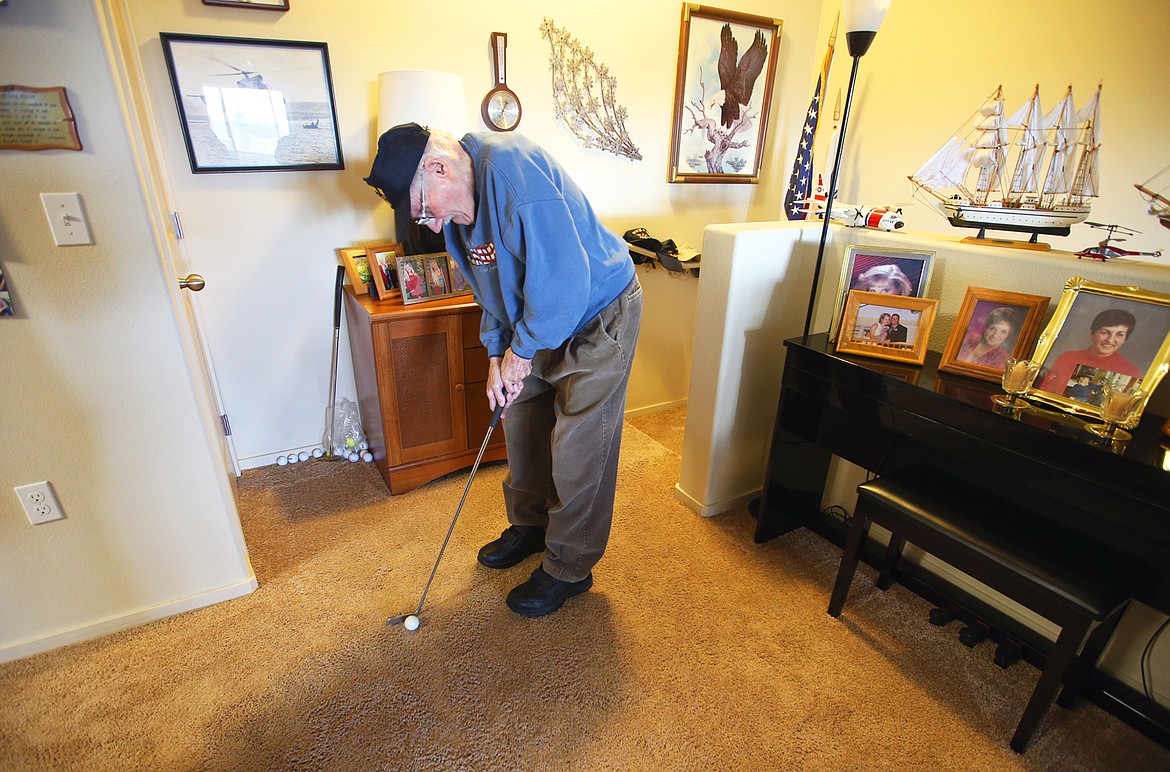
[[396, 252, 473, 306], [836, 290, 939, 365]]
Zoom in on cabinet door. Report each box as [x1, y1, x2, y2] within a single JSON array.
[[373, 314, 467, 465]]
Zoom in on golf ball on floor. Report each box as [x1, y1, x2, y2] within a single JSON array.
[[404, 615, 420, 631], [287, 454, 298, 463], [312, 447, 324, 458], [349, 452, 360, 462], [361, 451, 373, 462], [298, 450, 310, 462], [276, 456, 288, 466], [358, 440, 369, 451]]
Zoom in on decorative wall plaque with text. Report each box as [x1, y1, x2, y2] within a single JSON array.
[[0, 86, 82, 151]]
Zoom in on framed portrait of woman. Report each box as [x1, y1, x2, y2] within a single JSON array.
[[1024, 277, 1170, 425], [938, 287, 1050, 382], [830, 245, 934, 341]]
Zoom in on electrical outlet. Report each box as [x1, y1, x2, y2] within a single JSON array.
[[14, 482, 65, 525]]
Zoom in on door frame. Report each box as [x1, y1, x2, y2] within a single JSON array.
[[95, 0, 246, 511]]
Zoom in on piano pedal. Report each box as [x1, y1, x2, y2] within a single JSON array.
[[994, 639, 1023, 669], [959, 620, 990, 648], [928, 604, 960, 626]]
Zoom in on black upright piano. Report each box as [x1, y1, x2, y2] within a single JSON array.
[[758, 334, 1170, 615]]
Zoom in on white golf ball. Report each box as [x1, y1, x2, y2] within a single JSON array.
[[349, 452, 360, 462], [361, 451, 373, 462], [358, 440, 369, 451], [276, 456, 288, 466], [287, 454, 298, 463], [298, 450, 310, 462], [404, 615, 420, 631], [312, 447, 324, 458]]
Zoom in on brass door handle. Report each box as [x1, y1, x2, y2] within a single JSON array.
[[455, 384, 465, 392], [179, 274, 206, 292]]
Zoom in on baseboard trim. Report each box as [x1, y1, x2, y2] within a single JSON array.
[[0, 576, 258, 664], [625, 398, 687, 420], [674, 483, 759, 518]]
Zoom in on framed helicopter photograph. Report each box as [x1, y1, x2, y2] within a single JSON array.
[[159, 33, 343, 173]]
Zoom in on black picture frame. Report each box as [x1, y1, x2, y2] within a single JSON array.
[[159, 33, 343, 173], [202, 0, 290, 10]]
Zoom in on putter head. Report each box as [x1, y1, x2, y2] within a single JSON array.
[[386, 614, 408, 626]]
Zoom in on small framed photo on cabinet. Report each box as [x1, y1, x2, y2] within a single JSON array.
[[365, 243, 403, 301]]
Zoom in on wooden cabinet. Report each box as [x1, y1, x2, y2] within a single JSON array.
[[344, 287, 506, 494]]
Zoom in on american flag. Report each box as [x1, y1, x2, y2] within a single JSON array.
[[783, 18, 837, 220]]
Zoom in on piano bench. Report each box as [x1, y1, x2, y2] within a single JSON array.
[[827, 470, 1150, 754]]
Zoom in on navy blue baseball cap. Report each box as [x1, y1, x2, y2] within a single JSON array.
[[364, 122, 429, 211]]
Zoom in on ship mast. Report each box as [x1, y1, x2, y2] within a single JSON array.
[[1005, 85, 1046, 206], [1067, 83, 1102, 206], [971, 85, 1006, 205]]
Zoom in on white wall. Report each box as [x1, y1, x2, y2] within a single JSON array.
[[0, 0, 254, 661], [119, 0, 828, 466]]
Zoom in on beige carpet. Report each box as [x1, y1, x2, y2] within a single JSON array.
[[2, 406, 1168, 770]]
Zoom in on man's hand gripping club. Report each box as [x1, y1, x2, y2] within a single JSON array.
[[488, 347, 532, 412]]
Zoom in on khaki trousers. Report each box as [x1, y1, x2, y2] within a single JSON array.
[[502, 277, 643, 582]]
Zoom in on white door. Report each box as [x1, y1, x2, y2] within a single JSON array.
[[98, 2, 241, 498]]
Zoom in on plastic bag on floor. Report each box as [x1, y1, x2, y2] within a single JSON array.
[[327, 397, 366, 457]]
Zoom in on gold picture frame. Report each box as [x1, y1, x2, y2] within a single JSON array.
[[835, 290, 939, 366], [1025, 277, 1170, 426], [938, 287, 1051, 383], [667, 4, 782, 184], [366, 242, 403, 301], [337, 247, 372, 294]]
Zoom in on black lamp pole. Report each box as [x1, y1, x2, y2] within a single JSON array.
[[801, 27, 881, 340]]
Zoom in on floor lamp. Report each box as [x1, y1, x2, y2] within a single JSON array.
[[801, 0, 892, 338]]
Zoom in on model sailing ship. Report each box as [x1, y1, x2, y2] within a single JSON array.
[[909, 83, 1102, 240]]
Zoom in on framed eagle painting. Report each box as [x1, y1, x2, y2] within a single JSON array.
[[667, 5, 783, 184]]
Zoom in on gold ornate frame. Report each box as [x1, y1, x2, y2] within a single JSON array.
[[1024, 277, 1170, 426]]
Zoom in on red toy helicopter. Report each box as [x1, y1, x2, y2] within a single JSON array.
[[1075, 222, 1162, 261]]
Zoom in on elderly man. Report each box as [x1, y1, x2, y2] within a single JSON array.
[[365, 123, 642, 617]]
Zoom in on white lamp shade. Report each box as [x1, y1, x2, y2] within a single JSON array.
[[842, 0, 891, 33], [377, 70, 469, 138]]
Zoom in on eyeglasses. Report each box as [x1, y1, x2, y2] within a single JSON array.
[[414, 183, 435, 227]]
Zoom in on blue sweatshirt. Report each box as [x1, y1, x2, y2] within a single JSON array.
[[443, 133, 634, 359]]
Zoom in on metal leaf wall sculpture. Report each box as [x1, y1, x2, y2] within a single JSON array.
[[540, 18, 641, 161]]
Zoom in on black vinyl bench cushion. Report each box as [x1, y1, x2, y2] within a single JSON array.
[[830, 468, 1153, 752], [856, 472, 1145, 622]]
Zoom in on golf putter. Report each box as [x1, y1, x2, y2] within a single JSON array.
[[387, 403, 505, 627]]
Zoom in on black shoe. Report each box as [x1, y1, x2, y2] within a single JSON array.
[[477, 526, 545, 569], [505, 567, 593, 617]]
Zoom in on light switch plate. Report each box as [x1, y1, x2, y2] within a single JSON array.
[[40, 192, 94, 246]]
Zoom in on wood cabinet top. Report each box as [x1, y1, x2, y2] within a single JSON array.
[[345, 285, 481, 322]]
